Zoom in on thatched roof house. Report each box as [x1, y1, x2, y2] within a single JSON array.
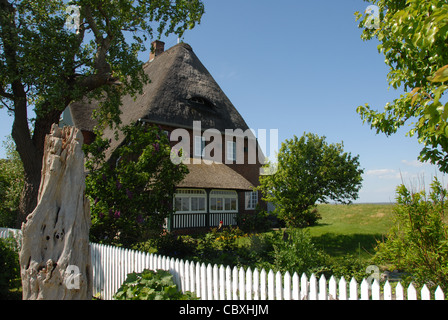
[[67, 41, 265, 231]]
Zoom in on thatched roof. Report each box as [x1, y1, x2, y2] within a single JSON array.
[[69, 42, 250, 156], [69, 42, 259, 191], [179, 159, 254, 191]]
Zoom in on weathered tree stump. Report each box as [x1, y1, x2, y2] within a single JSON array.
[[20, 125, 92, 300]]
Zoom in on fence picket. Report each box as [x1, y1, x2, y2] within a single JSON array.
[[178, 259, 184, 292], [213, 264, 219, 300], [319, 275, 327, 300], [206, 264, 213, 300], [292, 272, 300, 300], [284, 271, 291, 300], [201, 263, 207, 300], [309, 274, 318, 300], [275, 271, 283, 300], [338, 276, 347, 300], [300, 273, 308, 300], [185, 261, 191, 294], [349, 278, 358, 300], [232, 266, 239, 300], [260, 269, 267, 300], [195, 262, 201, 298], [435, 286, 445, 300], [267, 270, 275, 300], [407, 283, 418, 300], [329, 276, 337, 300], [225, 265, 232, 300], [396, 282, 404, 300], [421, 284, 430, 300], [246, 267, 252, 300], [253, 268, 260, 300], [219, 265, 225, 300], [384, 280, 392, 300], [239, 267, 246, 300], [372, 279, 381, 300], [360, 279, 369, 300]]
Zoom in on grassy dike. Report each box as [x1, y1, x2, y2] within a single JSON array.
[[306, 203, 395, 259]]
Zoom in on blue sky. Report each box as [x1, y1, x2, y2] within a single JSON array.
[[0, 0, 445, 203]]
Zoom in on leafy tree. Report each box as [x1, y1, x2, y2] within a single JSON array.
[[374, 178, 448, 295], [355, 0, 448, 172], [84, 123, 188, 246], [0, 136, 24, 227], [258, 133, 363, 228], [0, 0, 204, 225]]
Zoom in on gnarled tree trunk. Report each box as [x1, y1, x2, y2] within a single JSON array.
[[20, 125, 92, 300]]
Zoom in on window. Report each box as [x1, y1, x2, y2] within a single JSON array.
[[245, 191, 258, 210], [174, 189, 206, 213], [226, 140, 236, 162], [210, 190, 238, 213], [194, 136, 206, 158], [190, 96, 214, 107]]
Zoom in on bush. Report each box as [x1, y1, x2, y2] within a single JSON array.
[[0, 237, 21, 299], [324, 254, 368, 282], [374, 178, 448, 295], [270, 228, 328, 275], [113, 269, 198, 300], [236, 208, 273, 233], [151, 233, 197, 258]]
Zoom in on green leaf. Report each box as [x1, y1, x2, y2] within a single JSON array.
[[428, 65, 448, 82]]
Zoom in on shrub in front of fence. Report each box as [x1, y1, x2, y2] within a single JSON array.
[[113, 269, 198, 300], [0, 237, 20, 299]]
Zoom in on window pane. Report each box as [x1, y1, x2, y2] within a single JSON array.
[[245, 191, 258, 210], [225, 198, 231, 211], [245, 192, 250, 208], [231, 198, 237, 211], [175, 198, 182, 212], [198, 198, 205, 211], [194, 136, 202, 157], [211, 198, 217, 211], [191, 197, 198, 211], [227, 141, 236, 161], [216, 198, 223, 211], [181, 197, 189, 211]]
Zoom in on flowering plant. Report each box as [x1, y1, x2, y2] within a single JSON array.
[[84, 123, 188, 246]]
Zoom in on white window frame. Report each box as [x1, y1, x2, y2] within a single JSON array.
[[226, 140, 236, 162], [245, 191, 258, 210], [194, 135, 206, 158], [174, 189, 207, 214], [210, 190, 238, 213]]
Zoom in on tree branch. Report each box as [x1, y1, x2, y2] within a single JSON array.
[[77, 4, 113, 91]]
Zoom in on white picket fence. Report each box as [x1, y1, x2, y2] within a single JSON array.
[[2, 228, 446, 300], [90, 242, 445, 300]]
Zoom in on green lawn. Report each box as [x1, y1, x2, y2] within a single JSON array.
[[306, 203, 395, 258]]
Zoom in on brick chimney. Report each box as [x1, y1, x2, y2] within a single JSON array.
[[149, 40, 165, 62]]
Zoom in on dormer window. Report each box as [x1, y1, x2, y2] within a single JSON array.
[[190, 96, 206, 104], [188, 96, 215, 110]]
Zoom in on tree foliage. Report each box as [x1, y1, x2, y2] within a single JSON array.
[[84, 124, 188, 246], [0, 0, 204, 223], [355, 0, 448, 172], [0, 137, 24, 227], [258, 133, 364, 228]]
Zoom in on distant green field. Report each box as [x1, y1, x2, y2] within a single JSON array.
[[306, 203, 396, 258]]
